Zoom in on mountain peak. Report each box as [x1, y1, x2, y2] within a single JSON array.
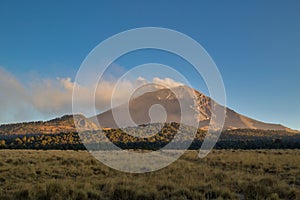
[[93, 86, 296, 132]]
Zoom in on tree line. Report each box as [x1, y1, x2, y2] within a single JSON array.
[[0, 123, 300, 150]]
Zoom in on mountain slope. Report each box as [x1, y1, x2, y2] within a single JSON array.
[[93, 86, 296, 132], [0, 115, 98, 135]]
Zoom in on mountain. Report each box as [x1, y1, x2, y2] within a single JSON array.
[[0, 86, 296, 136], [93, 86, 297, 132]]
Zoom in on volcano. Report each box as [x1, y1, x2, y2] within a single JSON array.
[[93, 86, 296, 132]]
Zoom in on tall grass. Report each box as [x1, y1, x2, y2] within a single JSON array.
[[0, 150, 299, 199]]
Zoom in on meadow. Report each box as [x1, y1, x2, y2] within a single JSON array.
[[0, 150, 299, 200]]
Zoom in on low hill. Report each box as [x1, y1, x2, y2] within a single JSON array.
[[0, 115, 98, 135]]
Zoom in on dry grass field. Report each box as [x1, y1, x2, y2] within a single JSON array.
[[0, 150, 299, 200]]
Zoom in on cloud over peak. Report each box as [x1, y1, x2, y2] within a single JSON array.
[[0, 67, 184, 124]]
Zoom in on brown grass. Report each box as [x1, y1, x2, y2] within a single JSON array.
[[0, 150, 299, 199]]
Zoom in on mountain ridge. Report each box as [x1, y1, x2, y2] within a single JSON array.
[[93, 86, 297, 133]]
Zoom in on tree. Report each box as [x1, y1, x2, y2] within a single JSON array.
[[15, 138, 23, 145], [0, 140, 6, 148]]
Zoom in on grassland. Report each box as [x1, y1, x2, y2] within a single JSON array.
[[0, 150, 299, 200]]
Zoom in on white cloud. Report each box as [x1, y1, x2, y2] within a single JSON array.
[[30, 77, 74, 116], [0, 67, 184, 123], [152, 77, 184, 88], [0, 68, 42, 123]]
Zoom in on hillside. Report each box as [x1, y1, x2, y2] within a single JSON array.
[[0, 122, 300, 150], [0, 115, 98, 135]]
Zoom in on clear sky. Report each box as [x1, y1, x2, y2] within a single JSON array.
[[0, 0, 299, 130]]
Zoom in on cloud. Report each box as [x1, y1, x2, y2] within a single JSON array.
[[152, 77, 184, 88], [0, 67, 184, 124], [0, 68, 42, 123], [30, 77, 74, 116]]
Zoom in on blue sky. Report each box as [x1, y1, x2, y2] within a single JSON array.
[[0, 0, 299, 130]]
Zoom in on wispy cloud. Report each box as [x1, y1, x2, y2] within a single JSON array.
[[0, 67, 184, 124], [0, 68, 41, 123]]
